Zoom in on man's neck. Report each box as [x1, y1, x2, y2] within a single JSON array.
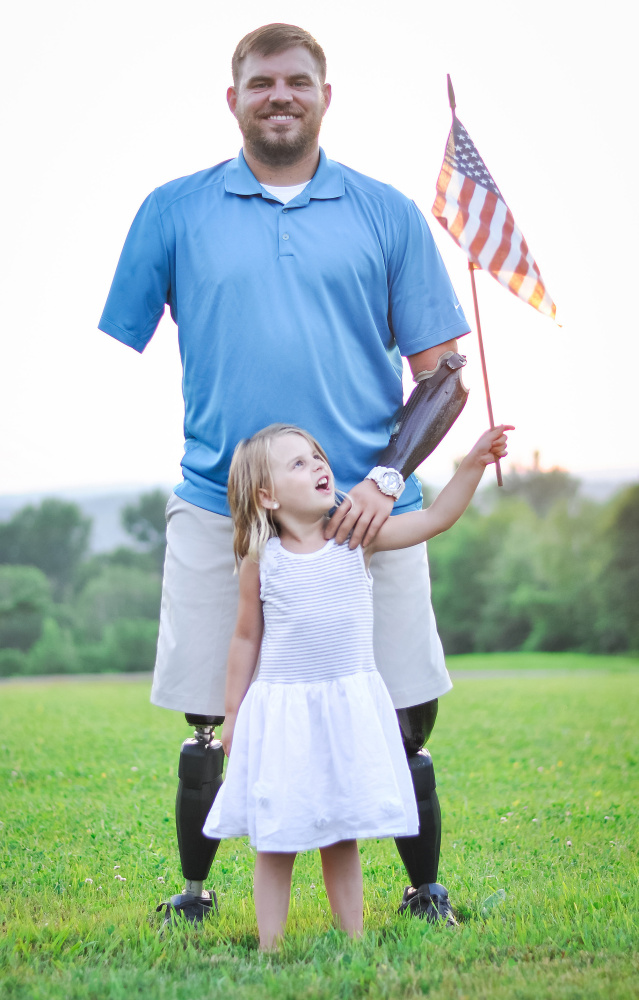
[[243, 144, 321, 185]]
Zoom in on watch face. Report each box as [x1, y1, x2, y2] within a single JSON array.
[[381, 471, 401, 492]]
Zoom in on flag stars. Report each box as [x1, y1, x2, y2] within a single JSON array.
[[448, 119, 501, 196]]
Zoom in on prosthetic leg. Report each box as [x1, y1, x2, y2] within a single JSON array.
[[378, 354, 466, 925], [157, 713, 225, 926], [394, 701, 456, 925]]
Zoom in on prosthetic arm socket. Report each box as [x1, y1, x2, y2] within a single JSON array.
[[378, 353, 469, 479]]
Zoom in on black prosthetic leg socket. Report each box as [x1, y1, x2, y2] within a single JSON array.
[[395, 749, 442, 889], [176, 734, 224, 882]]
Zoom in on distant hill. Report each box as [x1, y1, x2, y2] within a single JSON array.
[[572, 471, 639, 503], [0, 470, 636, 554], [0, 486, 172, 553]]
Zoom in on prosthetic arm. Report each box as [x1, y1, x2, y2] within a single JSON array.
[[378, 352, 469, 480]]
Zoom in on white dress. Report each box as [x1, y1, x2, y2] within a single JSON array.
[[202, 537, 419, 852]]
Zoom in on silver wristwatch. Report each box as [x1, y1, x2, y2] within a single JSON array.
[[365, 466, 405, 500]]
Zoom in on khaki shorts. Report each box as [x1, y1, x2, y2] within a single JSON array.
[[151, 494, 452, 715]]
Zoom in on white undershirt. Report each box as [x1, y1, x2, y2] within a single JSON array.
[[261, 181, 310, 205]]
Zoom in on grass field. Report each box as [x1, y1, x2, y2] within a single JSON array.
[[1, 655, 637, 999]]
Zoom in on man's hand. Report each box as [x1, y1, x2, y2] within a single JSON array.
[[324, 478, 395, 548]]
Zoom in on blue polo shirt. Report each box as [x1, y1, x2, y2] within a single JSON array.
[[99, 149, 470, 515]]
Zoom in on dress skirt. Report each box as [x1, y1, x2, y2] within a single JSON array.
[[203, 668, 419, 852]]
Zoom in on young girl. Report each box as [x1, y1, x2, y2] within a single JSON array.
[[203, 421, 512, 948]]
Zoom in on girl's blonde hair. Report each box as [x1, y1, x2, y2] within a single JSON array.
[[228, 424, 331, 563]]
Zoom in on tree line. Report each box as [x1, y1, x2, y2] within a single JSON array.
[[0, 491, 167, 677], [0, 470, 637, 677]]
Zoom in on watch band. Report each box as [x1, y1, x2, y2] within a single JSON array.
[[365, 466, 405, 500]]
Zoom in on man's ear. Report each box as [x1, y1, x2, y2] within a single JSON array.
[[227, 86, 238, 116], [258, 488, 279, 510], [322, 82, 332, 114]]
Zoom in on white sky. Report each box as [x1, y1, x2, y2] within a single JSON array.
[[1, 0, 637, 494]]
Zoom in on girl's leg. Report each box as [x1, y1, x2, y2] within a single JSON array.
[[319, 840, 363, 937], [254, 851, 296, 950]]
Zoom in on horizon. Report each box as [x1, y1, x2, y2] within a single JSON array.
[[1, 462, 637, 505]]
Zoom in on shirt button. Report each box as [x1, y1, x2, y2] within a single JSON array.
[[282, 233, 290, 240], [282, 208, 288, 214]]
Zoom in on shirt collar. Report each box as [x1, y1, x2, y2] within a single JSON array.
[[224, 148, 345, 202]]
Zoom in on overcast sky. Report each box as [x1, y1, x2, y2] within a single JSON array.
[[1, 0, 636, 495]]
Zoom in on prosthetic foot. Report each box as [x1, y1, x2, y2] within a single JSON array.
[[398, 883, 456, 926], [158, 714, 224, 928], [156, 889, 218, 927]]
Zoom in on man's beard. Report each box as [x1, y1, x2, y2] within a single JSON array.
[[236, 103, 325, 168]]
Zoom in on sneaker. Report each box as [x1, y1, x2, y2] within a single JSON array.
[[398, 882, 457, 926], [156, 890, 218, 927]]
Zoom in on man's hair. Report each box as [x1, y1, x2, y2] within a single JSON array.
[[231, 23, 327, 86], [228, 424, 330, 564]]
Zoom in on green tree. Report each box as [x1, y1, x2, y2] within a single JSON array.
[[469, 499, 540, 651], [0, 565, 51, 650], [498, 459, 580, 518], [511, 499, 603, 652], [597, 484, 639, 651], [74, 546, 159, 594], [121, 489, 169, 573], [0, 648, 28, 677], [428, 506, 497, 653], [74, 565, 161, 642], [0, 499, 91, 598], [103, 618, 159, 672], [430, 490, 607, 654], [27, 618, 78, 675]]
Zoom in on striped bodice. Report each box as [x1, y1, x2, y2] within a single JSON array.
[[258, 537, 376, 683]]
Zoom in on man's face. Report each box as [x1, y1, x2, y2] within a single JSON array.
[[227, 46, 331, 168]]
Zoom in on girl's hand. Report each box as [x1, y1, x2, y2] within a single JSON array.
[[469, 424, 514, 466], [221, 716, 236, 757]]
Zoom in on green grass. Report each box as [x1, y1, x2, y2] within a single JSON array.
[[447, 651, 639, 672], [1, 657, 638, 999]]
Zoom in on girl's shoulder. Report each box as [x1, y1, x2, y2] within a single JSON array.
[[259, 536, 282, 590]]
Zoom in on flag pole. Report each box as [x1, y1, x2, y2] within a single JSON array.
[[467, 262, 503, 486], [447, 75, 503, 487]]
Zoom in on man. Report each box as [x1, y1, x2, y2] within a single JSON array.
[[99, 23, 470, 927]]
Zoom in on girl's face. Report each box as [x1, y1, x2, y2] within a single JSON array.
[[262, 433, 334, 520]]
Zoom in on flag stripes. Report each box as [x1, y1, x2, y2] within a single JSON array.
[[432, 117, 556, 319]]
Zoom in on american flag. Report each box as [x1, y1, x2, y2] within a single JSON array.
[[432, 116, 556, 320]]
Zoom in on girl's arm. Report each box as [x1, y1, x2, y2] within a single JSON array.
[[221, 557, 264, 756], [368, 425, 513, 554]]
